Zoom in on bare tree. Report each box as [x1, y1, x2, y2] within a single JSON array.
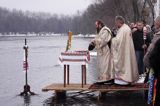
[[0, 0, 157, 35]]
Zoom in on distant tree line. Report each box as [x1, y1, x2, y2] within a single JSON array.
[[0, 0, 156, 35], [0, 7, 72, 34]]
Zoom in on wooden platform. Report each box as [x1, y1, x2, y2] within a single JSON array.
[[42, 84, 91, 91], [89, 83, 149, 91], [42, 83, 148, 92]]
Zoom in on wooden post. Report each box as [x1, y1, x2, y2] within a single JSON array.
[[81, 65, 87, 87], [98, 92, 107, 100], [84, 65, 87, 85], [81, 65, 84, 88], [55, 90, 66, 100], [64, 65, 66, 87], [67, 65, 70, 85]]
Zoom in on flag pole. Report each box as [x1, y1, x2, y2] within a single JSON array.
[[25, 39, 28, 86], [20, 38, 35, 96]]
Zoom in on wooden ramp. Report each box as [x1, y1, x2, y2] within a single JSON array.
[[42, 83, 148, 92]]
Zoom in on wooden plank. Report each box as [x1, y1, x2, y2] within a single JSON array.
[[42, 84, 91, 91], [42, 83, 148, 92], [89, 83, 149, 91]]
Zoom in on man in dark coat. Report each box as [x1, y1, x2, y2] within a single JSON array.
[[132, 21, 151, 75]]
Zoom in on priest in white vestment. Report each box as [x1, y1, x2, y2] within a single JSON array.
[[89, 20, 114, 83], [111, 16, 139, 85]]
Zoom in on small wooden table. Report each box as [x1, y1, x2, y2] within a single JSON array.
[[59, 50, 90, 88]]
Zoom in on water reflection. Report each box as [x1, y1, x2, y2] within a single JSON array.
[[43, 91, 149, 106], [21, 95, 31, 106], [43, 95, 98, 106]]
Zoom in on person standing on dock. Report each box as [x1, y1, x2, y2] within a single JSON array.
[[88, 20, 114, 84], [111, 16, 139, 85], [132, 21, 151, 76], [144, 16, 160, 106]]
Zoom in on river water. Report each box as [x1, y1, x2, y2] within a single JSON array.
[[0, 36, 148, 106]]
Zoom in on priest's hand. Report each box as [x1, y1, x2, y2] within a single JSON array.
[[88, 42, 95, 51]]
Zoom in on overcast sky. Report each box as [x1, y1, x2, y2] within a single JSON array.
[[0, 0, 92, 15]]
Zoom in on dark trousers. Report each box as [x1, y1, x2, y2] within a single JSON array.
[[135, 51, 144, 75]]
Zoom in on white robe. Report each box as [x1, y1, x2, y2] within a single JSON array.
[[93, 26, 114, 81], [111, 24, 139, 83]]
